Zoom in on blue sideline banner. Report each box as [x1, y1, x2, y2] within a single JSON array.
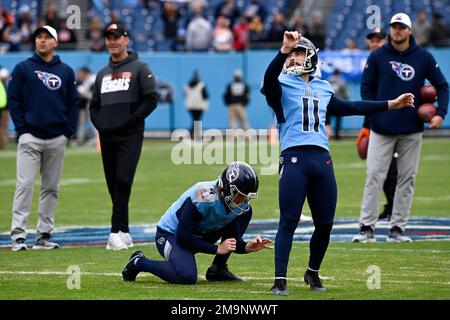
[[318, 51, 370, 81]]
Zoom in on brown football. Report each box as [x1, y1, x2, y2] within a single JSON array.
[[420, 84, 437, 103], [417, 103, 437, 123], [357, 135, 369, 160]]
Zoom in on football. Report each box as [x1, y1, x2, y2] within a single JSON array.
[[357, 135, 369, 160], [420, 84, 437, 103], [417, 103, 437, 123]]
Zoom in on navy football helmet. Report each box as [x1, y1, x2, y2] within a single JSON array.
[[218, 161, 259, 215], [282, 36, 319, 76]]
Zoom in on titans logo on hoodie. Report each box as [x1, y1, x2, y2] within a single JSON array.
[[34, 70, 62, 90]]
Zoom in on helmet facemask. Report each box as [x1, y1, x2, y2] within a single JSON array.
[[217, 162, 259, 216], [282, 45, 317, 76], [223, 184, 258, 216]]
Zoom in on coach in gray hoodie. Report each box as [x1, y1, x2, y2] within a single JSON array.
[[90, 23, 158, 250]]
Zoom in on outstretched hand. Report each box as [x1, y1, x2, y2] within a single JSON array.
[[245, 236, 273, 253], [388, 93, 415, 110], [281, 31, 301, 54]]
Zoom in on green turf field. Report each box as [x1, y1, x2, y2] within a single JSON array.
[[0, 138, 449, 299], [0, 242, 449, 300]]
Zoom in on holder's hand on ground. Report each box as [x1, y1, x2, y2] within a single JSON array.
[[388, 93, 415, 110]]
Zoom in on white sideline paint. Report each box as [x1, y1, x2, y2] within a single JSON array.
[[0, 271, 448, 286]]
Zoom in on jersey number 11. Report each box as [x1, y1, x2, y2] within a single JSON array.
[[301, 97, 320, 133]]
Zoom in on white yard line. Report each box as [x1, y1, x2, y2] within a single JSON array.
[[328, 246, 450, 254], [0, 271, 448, 286]]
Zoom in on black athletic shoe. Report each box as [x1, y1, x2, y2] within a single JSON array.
[[206, 264, 245, 282], [304, 270, 326, 292], [270, 278, 288, 296], [378, 205, 392, 221], [122, 250, 145, 281]]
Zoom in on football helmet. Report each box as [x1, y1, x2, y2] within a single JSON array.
[[218, 161, 259, 215], [282, 37, 318, 76]]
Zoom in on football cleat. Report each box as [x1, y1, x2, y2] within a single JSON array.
[[270, 278, 288, 296], [304, 270, 326, 292], [206, 264, 245, 282], [122, 250, 145, 281]]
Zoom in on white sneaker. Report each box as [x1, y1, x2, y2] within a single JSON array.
[[352, 227, 376, 243], [12, 238, 28, 251], [106, 233, 128, 250], [386, 227, 412, 243], [119, 231, 134, 248]]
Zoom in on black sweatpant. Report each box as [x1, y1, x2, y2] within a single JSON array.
[[189, 110, 203, 136], [100, 137, 143, 233]]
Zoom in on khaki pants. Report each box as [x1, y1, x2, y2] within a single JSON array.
[[11, 133, 67, 241], [227, 103, 249, 131], [359, 131, 422, 231]]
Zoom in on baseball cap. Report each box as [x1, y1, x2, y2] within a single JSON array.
[[234, 69, 243, 78], [366, 28, 387, 40], [34, 25, 58, 41], [103, 23, 128, 37], [390, 13, 412, 29]]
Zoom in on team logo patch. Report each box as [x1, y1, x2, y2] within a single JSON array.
[[101, 72, 132, 93], [157, 237, 165, 245], [226, 163, 239, 183], [34, 70, 62, 90], [389, 61, 415, 81], [291, 157, 297, 163]]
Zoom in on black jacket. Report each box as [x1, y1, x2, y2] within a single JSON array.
[[90, 51, 158, 141]]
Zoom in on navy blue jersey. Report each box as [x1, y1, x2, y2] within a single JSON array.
[[361, 35, 449, 134]]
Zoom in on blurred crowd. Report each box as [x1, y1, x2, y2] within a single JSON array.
[[0, 2, 77, 52], [341, 9, 450, 51], [1, 0, 450, 53]]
